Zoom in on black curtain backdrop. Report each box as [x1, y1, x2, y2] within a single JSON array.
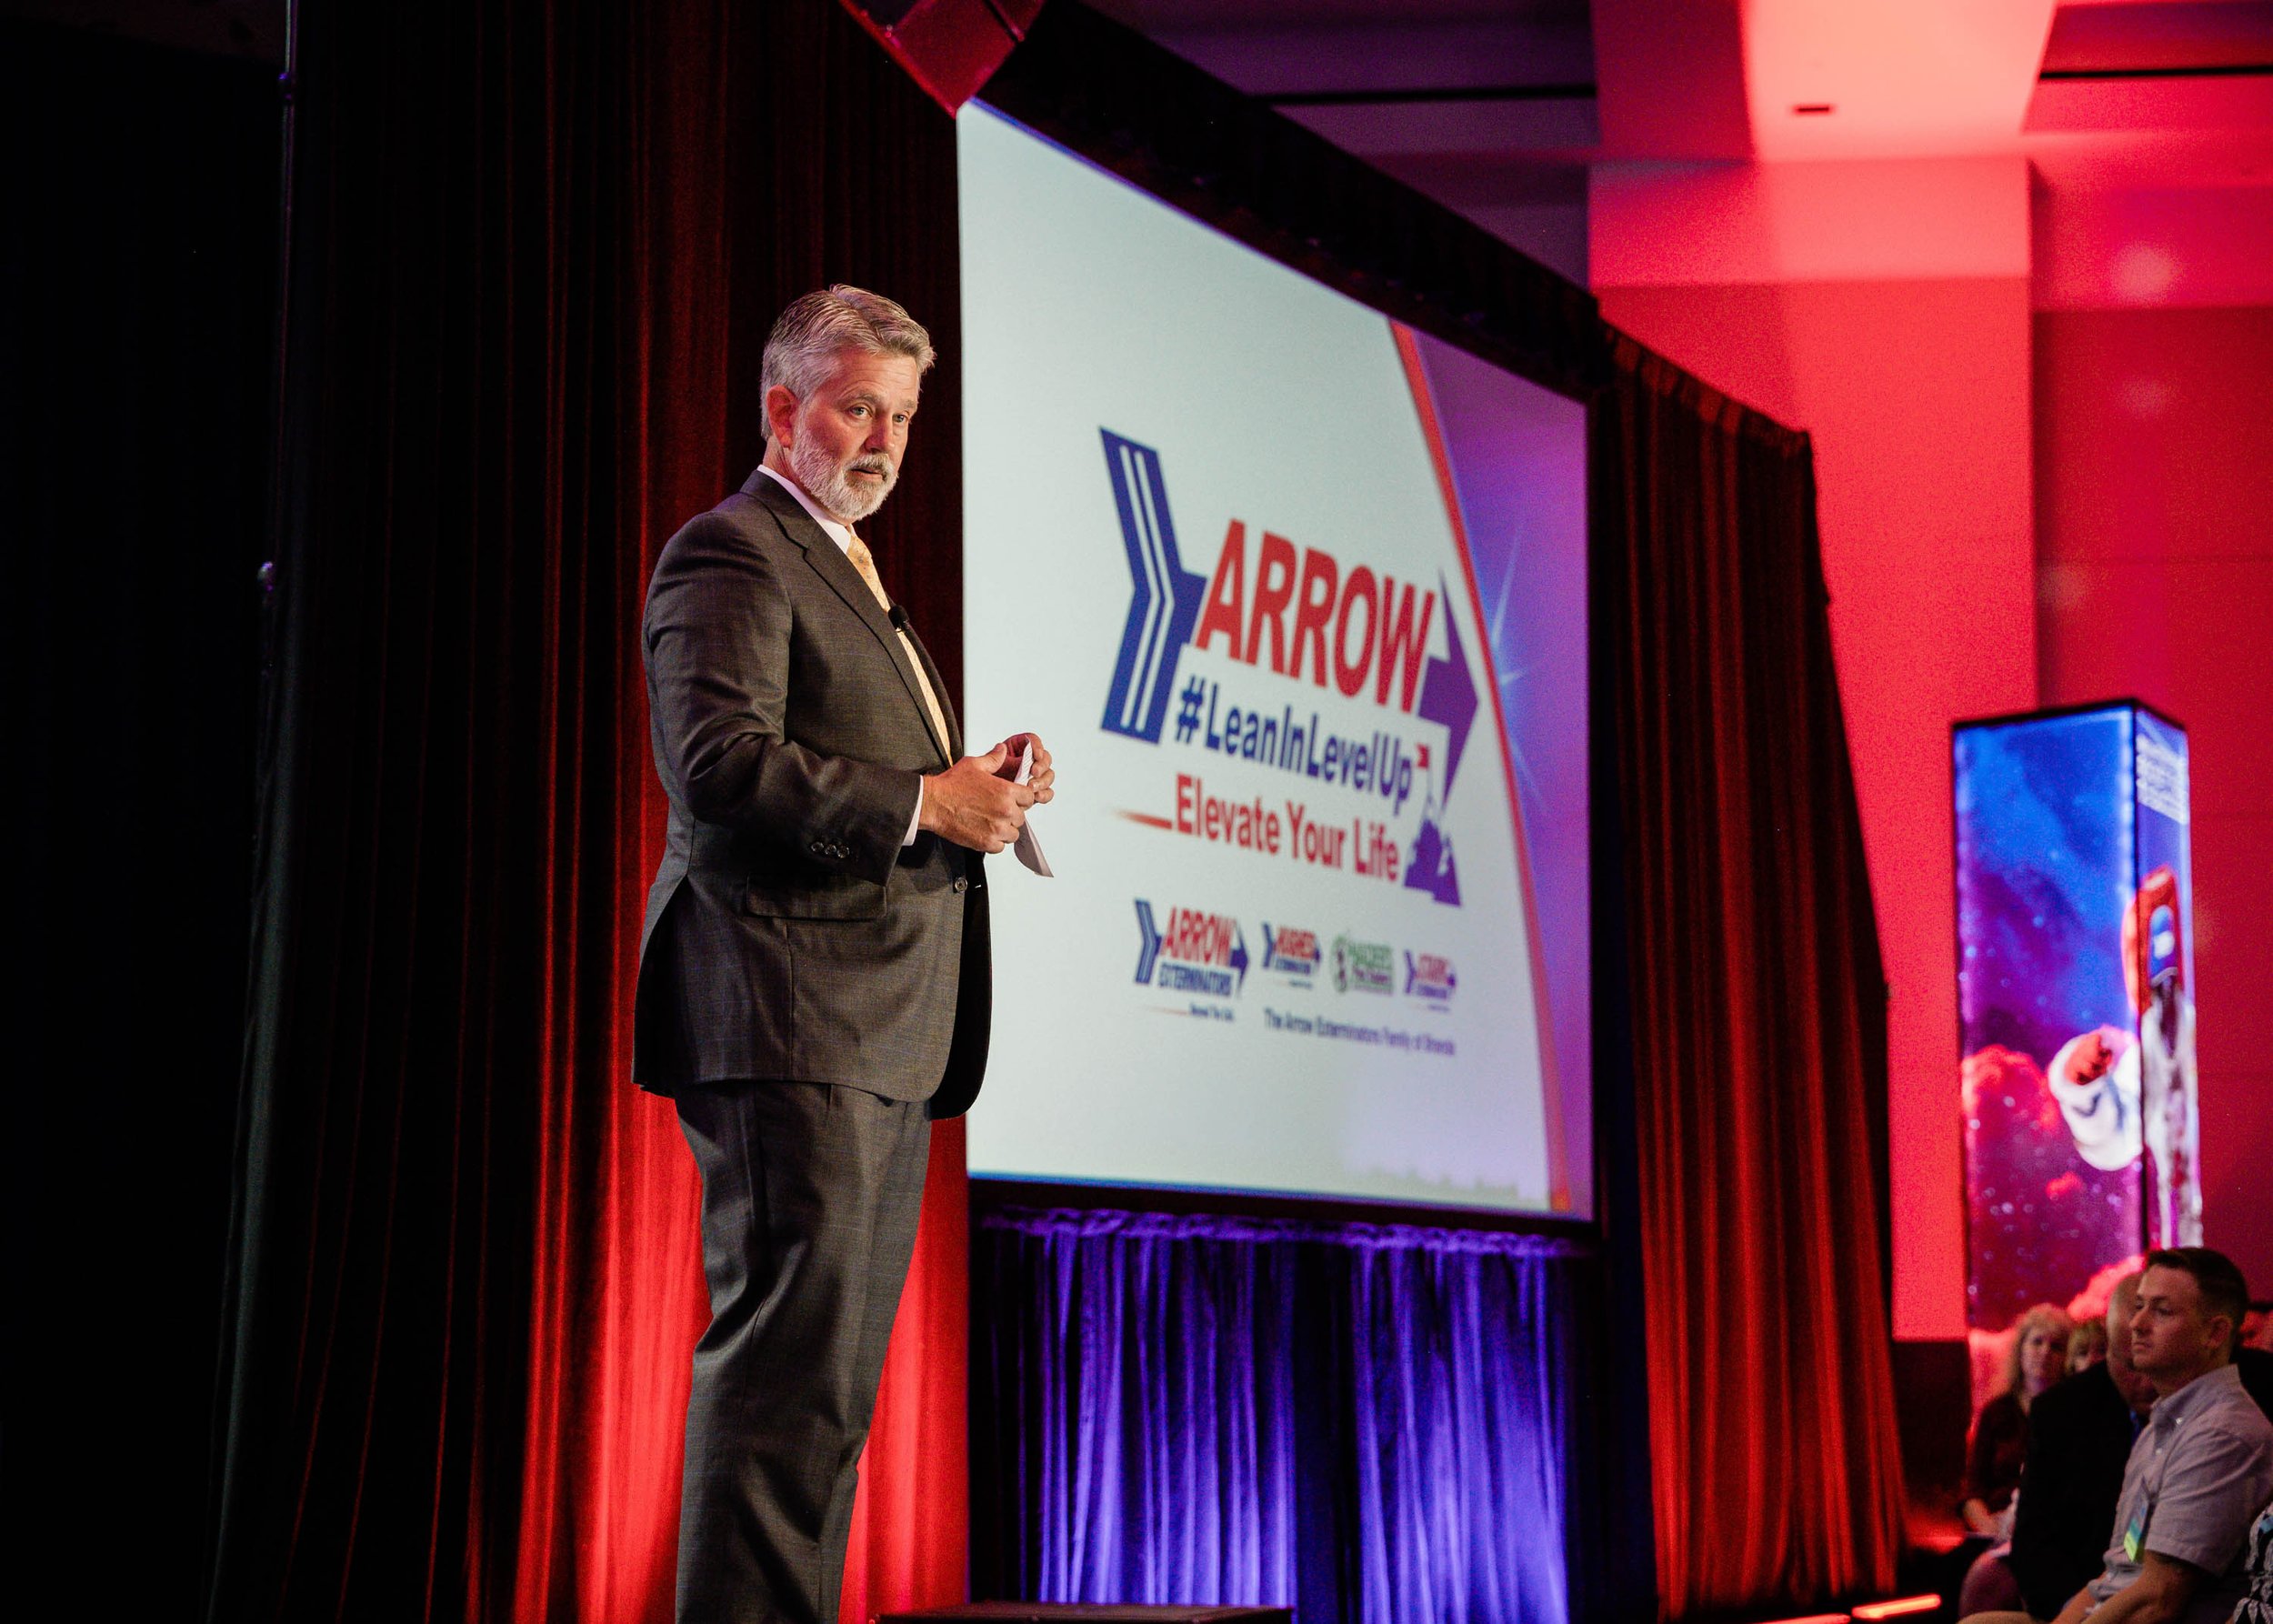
[[3, 24, 277, 1617], [206, 2, 966, 1619]]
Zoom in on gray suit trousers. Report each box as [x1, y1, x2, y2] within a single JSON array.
[[674, 1082, 932, 1624]]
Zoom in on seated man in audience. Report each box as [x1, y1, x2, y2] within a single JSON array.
[[2050, 1248, 2269, 1624], [1964, 1248, 2271, 1624], [2006, 1274, 2158, 1620]]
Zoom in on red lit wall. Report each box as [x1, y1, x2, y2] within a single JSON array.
[[2034, 304, 2273, 1287], [1595, 161, 2039, 1339], [1597, 160, 2273, 1318]]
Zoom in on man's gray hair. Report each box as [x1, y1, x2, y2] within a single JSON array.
[[760, 285, 936, 403]]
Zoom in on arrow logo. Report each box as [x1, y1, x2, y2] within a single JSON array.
[[1099, 431, 1207, 745], [1133, 899, 1164, 984]]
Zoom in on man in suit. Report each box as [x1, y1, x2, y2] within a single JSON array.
[[636, 286, 1052, 1624]]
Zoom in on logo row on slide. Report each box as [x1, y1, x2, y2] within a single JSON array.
[[1131, 899, 1457, 1006]]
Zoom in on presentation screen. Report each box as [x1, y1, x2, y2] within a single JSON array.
[[957, 104, 1592, 1216]]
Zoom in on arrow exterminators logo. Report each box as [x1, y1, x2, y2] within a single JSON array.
[[1134, 900, 1249, 997], [1099, 428, 1475, 906]]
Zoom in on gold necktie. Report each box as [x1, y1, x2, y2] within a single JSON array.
[[845, 532, 953, 762]]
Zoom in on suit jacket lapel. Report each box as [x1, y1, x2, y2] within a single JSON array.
[[743, 470, 954, 768]]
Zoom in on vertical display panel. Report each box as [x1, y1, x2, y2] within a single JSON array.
[[1953, 703, 2198, 1337]]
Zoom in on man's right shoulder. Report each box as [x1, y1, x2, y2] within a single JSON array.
[[2167, 1373, 2273, 1480], [653, 490, 799, 579], [2231, 1386, 2273, 1450]]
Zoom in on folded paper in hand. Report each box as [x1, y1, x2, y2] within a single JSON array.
[[1012, 742, 1053, 877]]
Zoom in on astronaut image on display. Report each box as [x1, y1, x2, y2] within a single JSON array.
[[1953, 708, 2205, 1337], [2047, 866, 2199, 1247]]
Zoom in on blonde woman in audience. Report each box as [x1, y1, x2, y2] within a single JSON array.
[[1966, 1303, 2076, 1537]]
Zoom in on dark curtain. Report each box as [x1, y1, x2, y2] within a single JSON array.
[[1592, 335, 1906, 1616], [207, 2, 971, 1620], [2, 24, 276, 1619], [972, 1209, 1583, 1624]]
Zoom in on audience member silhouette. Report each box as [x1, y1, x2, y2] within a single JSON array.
[[2005, 1274, 2159, 1619]]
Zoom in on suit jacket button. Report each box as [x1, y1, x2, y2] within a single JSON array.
[[953, 877, 968, 893]]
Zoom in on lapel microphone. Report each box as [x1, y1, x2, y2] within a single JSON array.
[[888, 604, 910, 632]]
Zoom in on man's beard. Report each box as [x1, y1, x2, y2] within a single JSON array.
[[789, 436, 896, 523]]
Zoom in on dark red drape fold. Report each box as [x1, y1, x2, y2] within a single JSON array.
[[1594, 335, 1907, 1618], [213, 3, 968, 1620]]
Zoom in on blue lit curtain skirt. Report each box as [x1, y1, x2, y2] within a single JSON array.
[[972, 1207, 1582, 1624]]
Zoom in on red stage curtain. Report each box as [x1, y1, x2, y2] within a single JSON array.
[[1594, 335, 1907, 1618], [211, 3, 970, 1620]]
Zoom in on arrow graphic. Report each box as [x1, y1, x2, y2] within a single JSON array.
[[1415, 574, 1477, 796], [1228, 926, 1249, 993], [1133, 899, 1164, 984], [1099, 431, 1207, 745]]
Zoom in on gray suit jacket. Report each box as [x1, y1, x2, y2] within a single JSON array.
[[634, 469, 989, 1118]]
